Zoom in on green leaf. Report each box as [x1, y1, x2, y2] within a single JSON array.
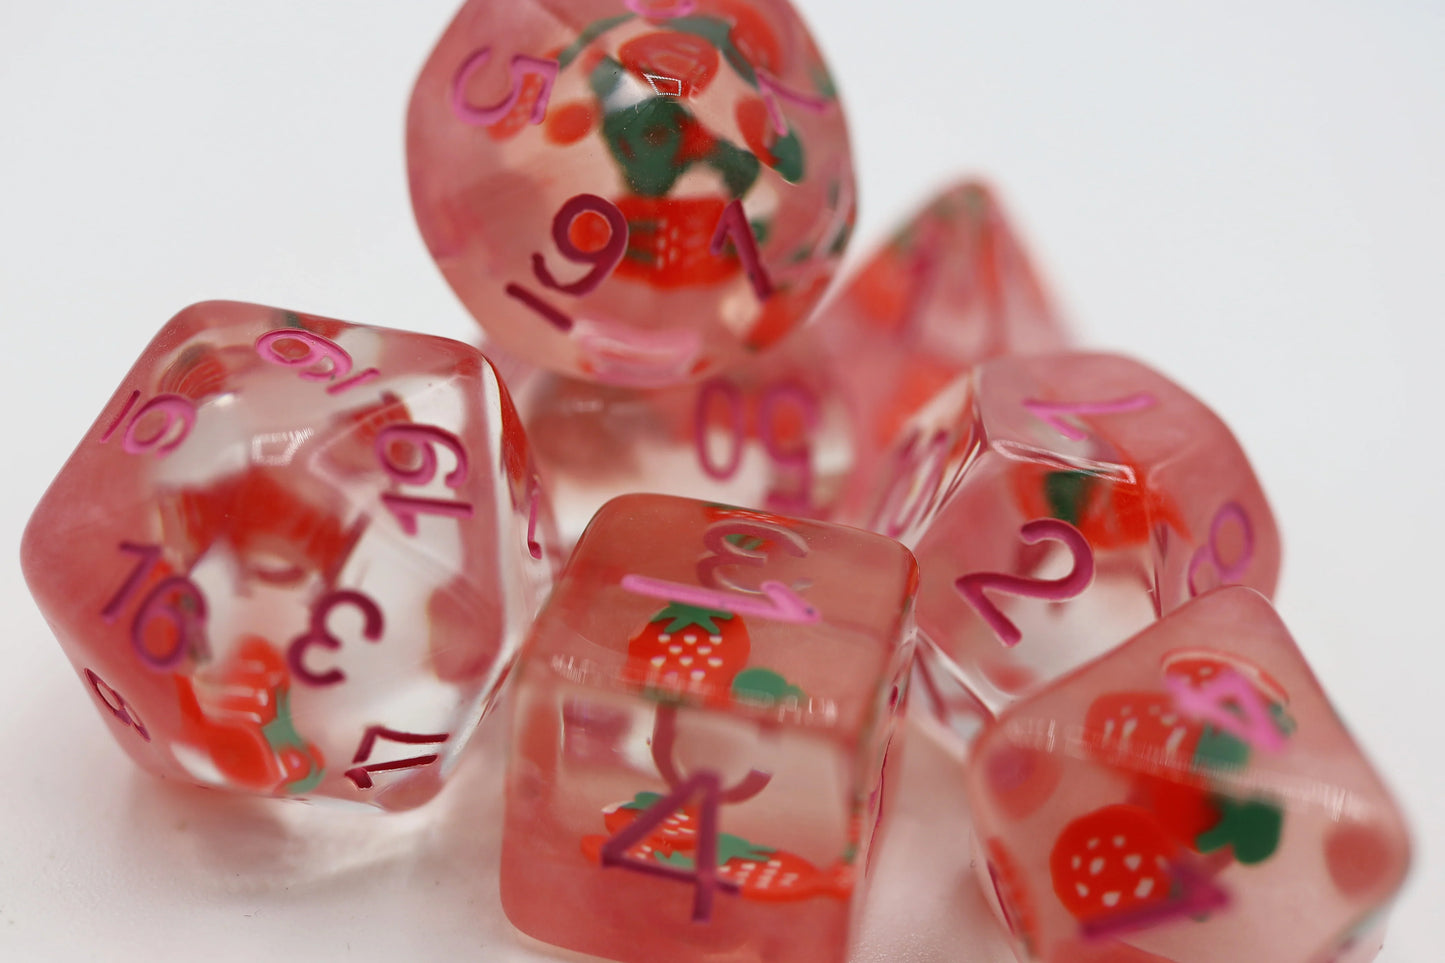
[[731, 667, 805, 706], [620, 791, 664, 812], [653, 602, 737, 635], [1044, 470, 1096, 527], [1195, 796, 1284, 865]]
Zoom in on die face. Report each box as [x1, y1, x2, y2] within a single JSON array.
[[821, 180, 1070, 498], [407, 0, 855, 386], [965, 588, 1411, 963], [500, 494, 915, 962], [870, 351, 1280, 713], [512, 324, 856, 551], [21, 301, 558, 810]]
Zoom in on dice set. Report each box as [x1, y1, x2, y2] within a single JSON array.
[[19, 1, 1410, 962]]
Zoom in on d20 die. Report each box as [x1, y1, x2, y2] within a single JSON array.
[[966, 587, 1410, 963], [866, 351, 1279, 714], [408, 0, 855, 385], [500, 494, 915, 962], [21, 301, 557, 810]]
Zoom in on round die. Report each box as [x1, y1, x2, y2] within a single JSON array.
[[407, 0, 856, 386]]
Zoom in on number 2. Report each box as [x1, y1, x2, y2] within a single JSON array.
[[954, 519, 1095, 647]]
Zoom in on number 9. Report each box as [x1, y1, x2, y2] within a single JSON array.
[[532, 194, 629, 297], [255, 329, 355, 383]]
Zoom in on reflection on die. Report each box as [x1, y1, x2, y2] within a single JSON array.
[[863, 351, 1280, 719], [21, 301, 558, 810], [407, 0, 855, 385], [500, 494, 916, 962], [966, 588, 1410, 963]]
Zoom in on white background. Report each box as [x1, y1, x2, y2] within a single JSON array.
[[1, 1, 1441, 960]]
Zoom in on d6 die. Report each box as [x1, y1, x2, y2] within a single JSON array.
[[869, 351, 1279, 713], [965, 587, 1410, 963], [407, 0, 855, 385], [500, 494, 915, 962], [21, 301, 557, 810]]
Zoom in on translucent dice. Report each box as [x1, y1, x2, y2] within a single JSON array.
[[407, 0, 855, 385], [966, 588, 1410, 962], [21, 301, 557, 810], [500, 494, 916, 962]]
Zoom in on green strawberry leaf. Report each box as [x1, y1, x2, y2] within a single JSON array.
[[1195, 796, 1284, 865], [1191, 726, 1252, 772], [620, 791, 664, 813], [1044, 470, 1096, 527], [731, 667, 805, 706], [655, 833, 775, 868], [651, 602, 737, 635]]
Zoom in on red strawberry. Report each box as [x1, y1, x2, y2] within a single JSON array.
[[1082, 690, 1205, 779], [622, 601, 751, 705], [1050, 805, 1176, 924], [619, 31, 720, 99], [600, 792, 700, 854], [1127, 773, 1222, 854], [613, 196, 741, 289], [1161, 649, 1289, 707], [656, 835, 851, 903]]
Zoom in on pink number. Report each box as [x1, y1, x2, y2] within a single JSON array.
[[504, 283, 575, 333], [870, 428, 951, 538], [1081, 859, 1229, 939], [624, 0, 697, 16], [755, 68, 830, 136], [100, 542, 163, 623], [532, 194, 629, 297], [623, 573, 819, 624], [696, 518, 808, 593], [1022, 393, 1156, 442], [1165, 668, 1287, 753], [101, 542, 208, 669], [694, 379, 746, 480], [255, 328, 359, 384], [711, 200, 773, 300], [345, 725, 450, 789], [759, 382, 821, 515], [600, 771, 728, 920], [954, 519, 1095, 647], [381, 494, 475, 535], [1187, 502, 1255, 597], [100, 391, 196, 457], [286, 590, 385, 687], [451, 48, 557, 127], [375, 424, 470, 488], [84, 669, 151, 742], [650, 703, 772, 801]]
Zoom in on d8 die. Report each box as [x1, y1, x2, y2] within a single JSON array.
[[821, 180, 1071, 494], [512, 324, 856, 551], [407, 0, 855, 385], [21, 301, 557, 810], [965, 588, 1410, 963], [869, 351, 1280, 713], [500, 494, 916, 962]]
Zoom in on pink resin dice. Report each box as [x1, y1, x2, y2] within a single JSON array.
[[869, 351, 1280, 715], [500, 494, 916, 962], [823, 180, 1070, 502], [407, 0, 855, 385], [511, 324, 855, 550], [966, 588, 1410, 962], [21, 301, 557, 810]]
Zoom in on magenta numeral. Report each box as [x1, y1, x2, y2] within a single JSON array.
[[345, 725, 450, 790], [622, 574, 819, 624], [131, 576, 209, 669], [650, 703, 773, 801], [694, 379, 746, 480], [624, 0, 697, 16], [1081, 860, 1229, 939], [1166, 668, 1287, 753], [532, 193, 629, 297], [695, 518, 809, 595], [255, 328, 361, 384], [711, 200, 773, 300], [99, 392, 196, 457], [505, 283, 576, 333], [84, 669, 151, 742], [375, 424, 470, 489], [327, 367, 382, 395], [1187, 501, 1255, 597], [381, 494, 475, 535], [99, 390, 141, 443], [451, 48, 558, 127], [101, 542, 163, 623], [754, 68, 830, 136], [287, 590, 385, 687], [1022, 393, 1156, 441], [955, 519, 1095, 647]]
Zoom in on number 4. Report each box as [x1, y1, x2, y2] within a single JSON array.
[[1165, 669, 1288, 753]]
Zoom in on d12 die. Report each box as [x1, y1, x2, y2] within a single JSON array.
[[965, 587, 1410, 963], [21, 301, 557, 810], [820, 180, 1071, 499], [509, 324, 855, 551], [407, 0, 855, 385], [500, 494, 915, 962], [867, 351, 1279, 714]]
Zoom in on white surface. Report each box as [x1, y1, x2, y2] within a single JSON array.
[[1, 1, 1441, 960]]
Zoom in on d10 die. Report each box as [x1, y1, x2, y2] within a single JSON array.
[[21, 301, 557, 810], [407, 0, 855, 385], [500, 494, 915, 963], [510, 324, 855, 551], [820, 180, 1071, 503], [966, 588, 1410, 963], [867, 351, 1280, 714]]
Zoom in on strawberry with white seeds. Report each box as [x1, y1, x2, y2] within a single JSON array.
[[655, 834, 852, 903], [600, 792, 700, 855], [1082, 691, 1206, 778], [1050, 804, 1178, 925], [622, 601, 751, 705]]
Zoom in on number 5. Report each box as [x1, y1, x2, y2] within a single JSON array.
[[451, 48, 558, 127]]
